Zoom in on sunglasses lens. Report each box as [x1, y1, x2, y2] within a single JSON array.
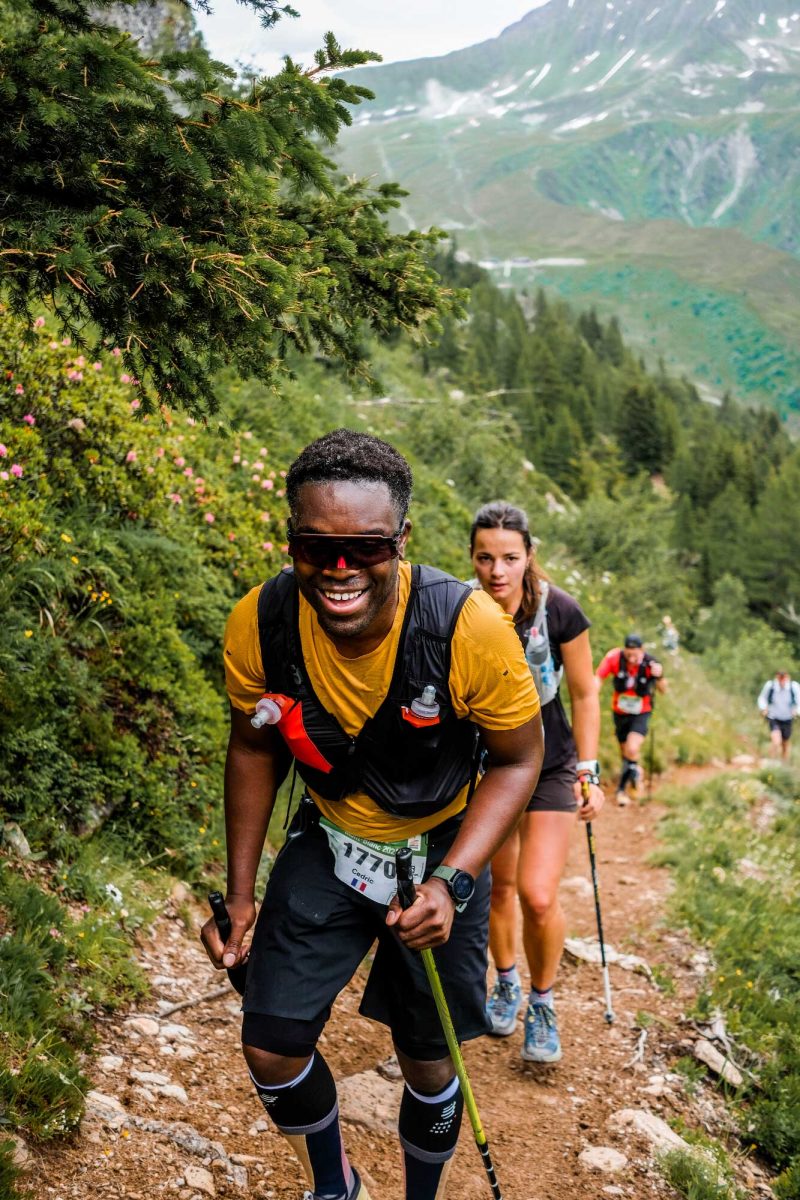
[[288, 536, 397, 569]]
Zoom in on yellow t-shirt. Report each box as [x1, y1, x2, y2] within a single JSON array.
[[223, 561, 540, 839]]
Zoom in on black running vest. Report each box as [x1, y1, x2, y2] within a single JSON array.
[[256, 566, 481, 818], [612, 652, 656, 698]]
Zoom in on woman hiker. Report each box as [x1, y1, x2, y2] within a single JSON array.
[[469, 501, 604, 1063]]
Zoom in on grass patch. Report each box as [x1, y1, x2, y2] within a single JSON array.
[[659, 1146, 744, 1200], [661, 768, 800, 1185], [0, 848, 153, 1147]]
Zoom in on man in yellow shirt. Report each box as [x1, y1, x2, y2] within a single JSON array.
[[201, 430, 543, 1200]]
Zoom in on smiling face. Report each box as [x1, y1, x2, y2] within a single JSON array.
[[291, 479, 410, 653], [623, 646, 645, 668], [471, 527, 530, 616]]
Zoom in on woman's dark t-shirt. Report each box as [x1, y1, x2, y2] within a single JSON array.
[[515, 584, 590, 773]]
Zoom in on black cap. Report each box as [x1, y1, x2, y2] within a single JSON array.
[[624, 633, 643, 648]]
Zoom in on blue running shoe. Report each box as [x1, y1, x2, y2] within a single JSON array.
[[486, 976, 523, 1037], [521, 1000, 562, 1063]]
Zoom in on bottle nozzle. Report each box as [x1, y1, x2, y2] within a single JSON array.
[[251, 696, 283, 728]]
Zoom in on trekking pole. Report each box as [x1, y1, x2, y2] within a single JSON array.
[[581, 783, 615, 1024], [208, 892, 249, 996], [395, 848, 502, 1200], [646, 721, 655, 802]]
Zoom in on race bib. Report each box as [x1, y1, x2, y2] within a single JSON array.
[[617, 693, 644, 715], [320, 818, 428, 906]]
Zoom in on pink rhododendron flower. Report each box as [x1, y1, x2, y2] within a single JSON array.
[[0, 445, 6, 457], [243, 431, 253, 440], [23, 412, 34, 423], [167, 492, 182, 504], [205, 513, 215, 524], [120, 373, 132, 384], [130, 398, 141, 411], [16, 386, 26, 397], [253, 461, 264, 471], [228, 532, 236, 542], [49, 927, 62, 939], [61, 337, 71, 346], [155, 447, 165, 458], [126, 450, 137, 463], [74, 356, 86, 368], [183, 467, 193, 477], [232, 453, 241, 464], [260, 447, 268, 456], [187, 417, 196, 427], [35, 316, 46, 328], [262, 541, 274, 552], [93, 362, 102, 371], [0, 471, 8, 481], [194, 477, 204, 488], [280, 544, 289, 553], [264, 479, 274, 490], [252, 474, 261, 483], [11, 464, 23, 478], [146, 465, 155, 474], [49, 341, 60, 350], [260, 512, 270, 522], [280, 470, 287, 478], [112, 347, 121, 357], [276, 489, 285, 498], [67, 370, 83, 381], [174, 456, 185, 468]]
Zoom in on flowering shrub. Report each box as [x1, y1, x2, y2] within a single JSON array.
[[0, 308, 289, 869]]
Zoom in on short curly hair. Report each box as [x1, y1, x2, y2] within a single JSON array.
[[286, 429, 413, 525]]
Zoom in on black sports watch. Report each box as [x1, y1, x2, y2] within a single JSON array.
[[430, 865, 475, 913]]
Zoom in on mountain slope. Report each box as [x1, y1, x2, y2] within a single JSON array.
[[336, 0, 800, 413]]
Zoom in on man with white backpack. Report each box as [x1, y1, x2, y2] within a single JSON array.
[[757, 670, 800, 761]]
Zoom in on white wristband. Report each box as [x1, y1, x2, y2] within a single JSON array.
[[576, 759, 600, 774]]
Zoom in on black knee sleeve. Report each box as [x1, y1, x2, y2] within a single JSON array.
[[619, 757, 636, 788], [399, 1078, 463, 1162], [250, 1051, 337, 1133]]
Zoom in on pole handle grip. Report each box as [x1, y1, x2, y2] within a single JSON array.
[[207, 891, 247, 996], [395, 847, 417, 911]]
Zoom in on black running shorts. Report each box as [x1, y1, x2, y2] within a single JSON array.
[[768, 717, 793, 742], [241, 804, 491, 1060], [525, 758, 578, 813], [613, 712, 651, 743]]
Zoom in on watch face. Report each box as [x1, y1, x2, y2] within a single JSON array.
[[451, 871, 474, 902]]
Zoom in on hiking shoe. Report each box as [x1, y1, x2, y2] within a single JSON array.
[[521, 1001, 562, 1063], [615, 789, 630, 807], [486, 976, 523, 1036], [303, 1169, 371, 1200]]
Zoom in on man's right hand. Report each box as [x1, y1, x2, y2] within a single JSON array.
[[200, 894, 256, 970]]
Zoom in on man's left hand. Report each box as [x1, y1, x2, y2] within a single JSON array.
[[385, 877, 455, 950], [650, 661, 663, 678], [575, 780, 605, 821]]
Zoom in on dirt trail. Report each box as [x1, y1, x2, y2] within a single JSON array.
[[30, 767, 749, 1200]]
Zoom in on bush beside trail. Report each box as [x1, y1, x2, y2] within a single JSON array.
[[659, 769, 800, 1197]]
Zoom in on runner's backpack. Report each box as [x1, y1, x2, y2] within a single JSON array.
[[518, 582, 563, 707]]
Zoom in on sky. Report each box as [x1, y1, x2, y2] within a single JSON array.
[[194, 0, 550, 75]]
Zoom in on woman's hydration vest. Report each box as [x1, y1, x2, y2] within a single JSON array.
[[517, 582, 563, 708], [611, 649, 655, 716], [256, 566, 481, 818]]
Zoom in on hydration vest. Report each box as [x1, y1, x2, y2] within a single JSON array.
[[256, 566, 480, 818], [611, 649, 656, 715], [515, 582, 563, 708]]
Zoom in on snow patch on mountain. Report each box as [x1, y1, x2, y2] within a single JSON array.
[[711, 128, 757, 220], [585, 48, 636, 91], [557, 110, 610, 132], [529, 63, 552, 89]]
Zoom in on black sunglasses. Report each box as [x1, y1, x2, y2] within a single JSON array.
[[287, 529, 404, 570]]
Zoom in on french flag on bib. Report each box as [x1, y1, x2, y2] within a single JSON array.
[[350, 878, 368, 893]]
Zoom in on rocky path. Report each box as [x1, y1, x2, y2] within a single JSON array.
[[28, 770, 769, 1200]]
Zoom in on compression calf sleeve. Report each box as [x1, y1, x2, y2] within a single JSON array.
[[619, 757, 637, 790], [399, 1076, 464, 1200], [250, 1053, 354, 1200]]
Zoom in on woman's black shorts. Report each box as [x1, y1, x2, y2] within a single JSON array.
[[241, 803, 491, 1061]]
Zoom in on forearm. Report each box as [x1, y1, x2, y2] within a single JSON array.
[[442, 718, 544, 877], [571, 692, 601, 762], [224, 741, 281, 898]]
